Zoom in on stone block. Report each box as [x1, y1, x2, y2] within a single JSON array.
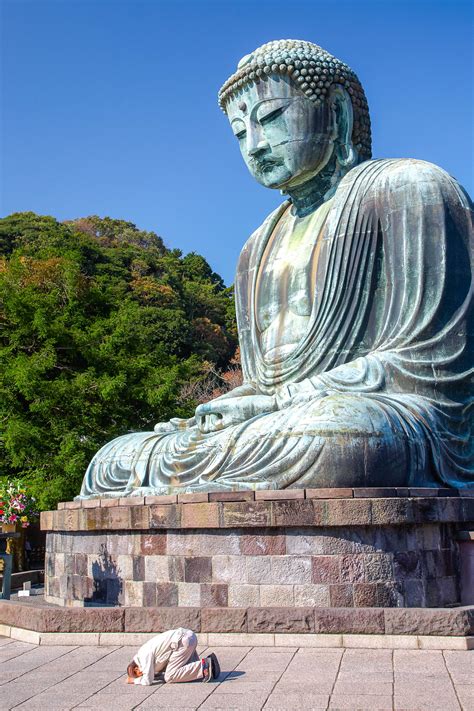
[[144, 494, 177, 505], [105, 532, 133, 555], [100, 498, 119, 507], [246, 556, 273, 584], [142, 582, 157, 607], [248, 607, 315, 633], [124, 607, 200, 633], [353, 488, 396, 498], [403, 579, 425, 606], [140, 532, 166, 556], [168, 555, 185, 581], [182, 503, 219, 528], [168, 530, 240, 556], [116, 554, 134, 579], [271, 556, 312, 584], [74, 553, 88, 577], [200, 583, 228, 607], [312, 556, 341, 583], [105, 506, 131, 530], [315, 608, 385, 634], [409, 488, 439, 497], [178, 492, 209, 503], [119, 497, 145, 506], [201, 607, 247, 633], [306, 488, 353, 499], [81, 498, 101, 508], [376, 582, 402, 607], [132, 555, 145, 581], [156, 582, 178, 606], [124, 581, 143, 606], [209, 491, 255, 502], [274, 633, 342, 647], [130, 505, 150, 530], [144, 555, 170, 582], [221, 501, 272, 527], [287, 528, 375, 556], [260, 584, 295, 607], [228, 584, 260, 608], [320, 499, 372, 526], [365, 554, 393, 582], [393, 551, 421, 579], [212, 555, 247, 583], [385, 607, 473, 636], [149, 504, 181, 528], [329, 584, 354, 607], [371, 498, 414, 525], [240, 531, 286, 556], [273, 500, 315, 526], [207, 632, 274, 646], [184, 556, 212, 583], [353, 583, 378, 607], [64, 509, 82, 531], [340, 555, 366, 583], [293, 584, 330, 607], [64, 500, 82, 509], [255, 489, 305, 501], [178, 582, 201, 607]]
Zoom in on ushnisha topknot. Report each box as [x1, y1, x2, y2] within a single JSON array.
[[218, 39, 372, 161]]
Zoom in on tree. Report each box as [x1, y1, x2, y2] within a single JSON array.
[[0, 212, 237, 509]]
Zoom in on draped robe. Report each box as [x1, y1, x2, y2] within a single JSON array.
[[79, 159, 473, 497]]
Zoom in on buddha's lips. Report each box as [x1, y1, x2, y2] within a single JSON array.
[[252, 158, 284, 172]]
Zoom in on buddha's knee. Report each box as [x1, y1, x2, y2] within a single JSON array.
[[299, 395, 415, 487]]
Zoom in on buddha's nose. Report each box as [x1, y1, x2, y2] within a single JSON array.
[[247, 127, 269, 157]]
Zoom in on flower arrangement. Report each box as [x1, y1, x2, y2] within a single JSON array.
[[0, 479, 38, 528]]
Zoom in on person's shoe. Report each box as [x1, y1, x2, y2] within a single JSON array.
[[201, 655, 218, 682], [208, 652, 220, 679]]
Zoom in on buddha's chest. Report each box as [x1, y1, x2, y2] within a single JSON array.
[[255, 201, 332, 339]]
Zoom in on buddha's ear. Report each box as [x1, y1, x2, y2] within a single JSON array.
[[330, 85, 358, 168]]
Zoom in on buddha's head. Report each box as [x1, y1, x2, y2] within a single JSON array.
[[219, 40, 371, 191]]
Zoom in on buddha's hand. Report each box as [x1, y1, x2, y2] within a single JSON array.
[[154, 416, 196, 434], [195, 395, 277, 434]]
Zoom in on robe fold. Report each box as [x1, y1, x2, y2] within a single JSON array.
[[79, 158, 473, 497]]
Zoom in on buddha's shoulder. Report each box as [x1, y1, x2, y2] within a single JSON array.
[[345, 158, 461, 194]]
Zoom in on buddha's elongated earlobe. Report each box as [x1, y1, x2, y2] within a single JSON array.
[[331, 85, 358, 169]]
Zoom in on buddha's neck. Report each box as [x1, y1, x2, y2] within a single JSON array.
[[284, 154, 347, 218]]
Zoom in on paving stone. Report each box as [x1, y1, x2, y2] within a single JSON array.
[[329, 694, 393, 710], [265, 692, 329, 709]]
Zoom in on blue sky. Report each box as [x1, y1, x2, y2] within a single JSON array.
[[2, 0, 473, 284]]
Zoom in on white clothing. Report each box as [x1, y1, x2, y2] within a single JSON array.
[[133, 628, 202, 685]]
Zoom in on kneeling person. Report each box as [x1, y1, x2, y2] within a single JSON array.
[[126, 628, 220, 685]]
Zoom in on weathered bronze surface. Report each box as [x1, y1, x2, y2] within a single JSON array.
[[79, 40, 473, 497]]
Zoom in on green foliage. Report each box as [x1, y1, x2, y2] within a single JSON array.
[[0, 212, 236, 510]]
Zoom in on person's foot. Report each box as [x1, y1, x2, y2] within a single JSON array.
[[208, 652, 221, 679], [201, 654, 220, 682]]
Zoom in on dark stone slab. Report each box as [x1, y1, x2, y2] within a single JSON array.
[[248, 607, 315, 633], [200, 583, 228, 607], [155, 583, 178, 606], [201, 607, 247, 633], [184, 556, 212, 583], [314, 608, 385, 634], [124, 606, 200, 633], [273, 500, 315, 526], [384, 607, 474, 636], [209, 491, 255, 502]]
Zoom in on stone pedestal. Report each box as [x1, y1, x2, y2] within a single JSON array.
[[41, 489, 473, 612]]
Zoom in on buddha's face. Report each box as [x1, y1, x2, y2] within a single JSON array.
[[226, 74, 334, 190]]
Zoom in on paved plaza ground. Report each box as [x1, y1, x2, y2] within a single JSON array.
[[0, 636, 473, 710]]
